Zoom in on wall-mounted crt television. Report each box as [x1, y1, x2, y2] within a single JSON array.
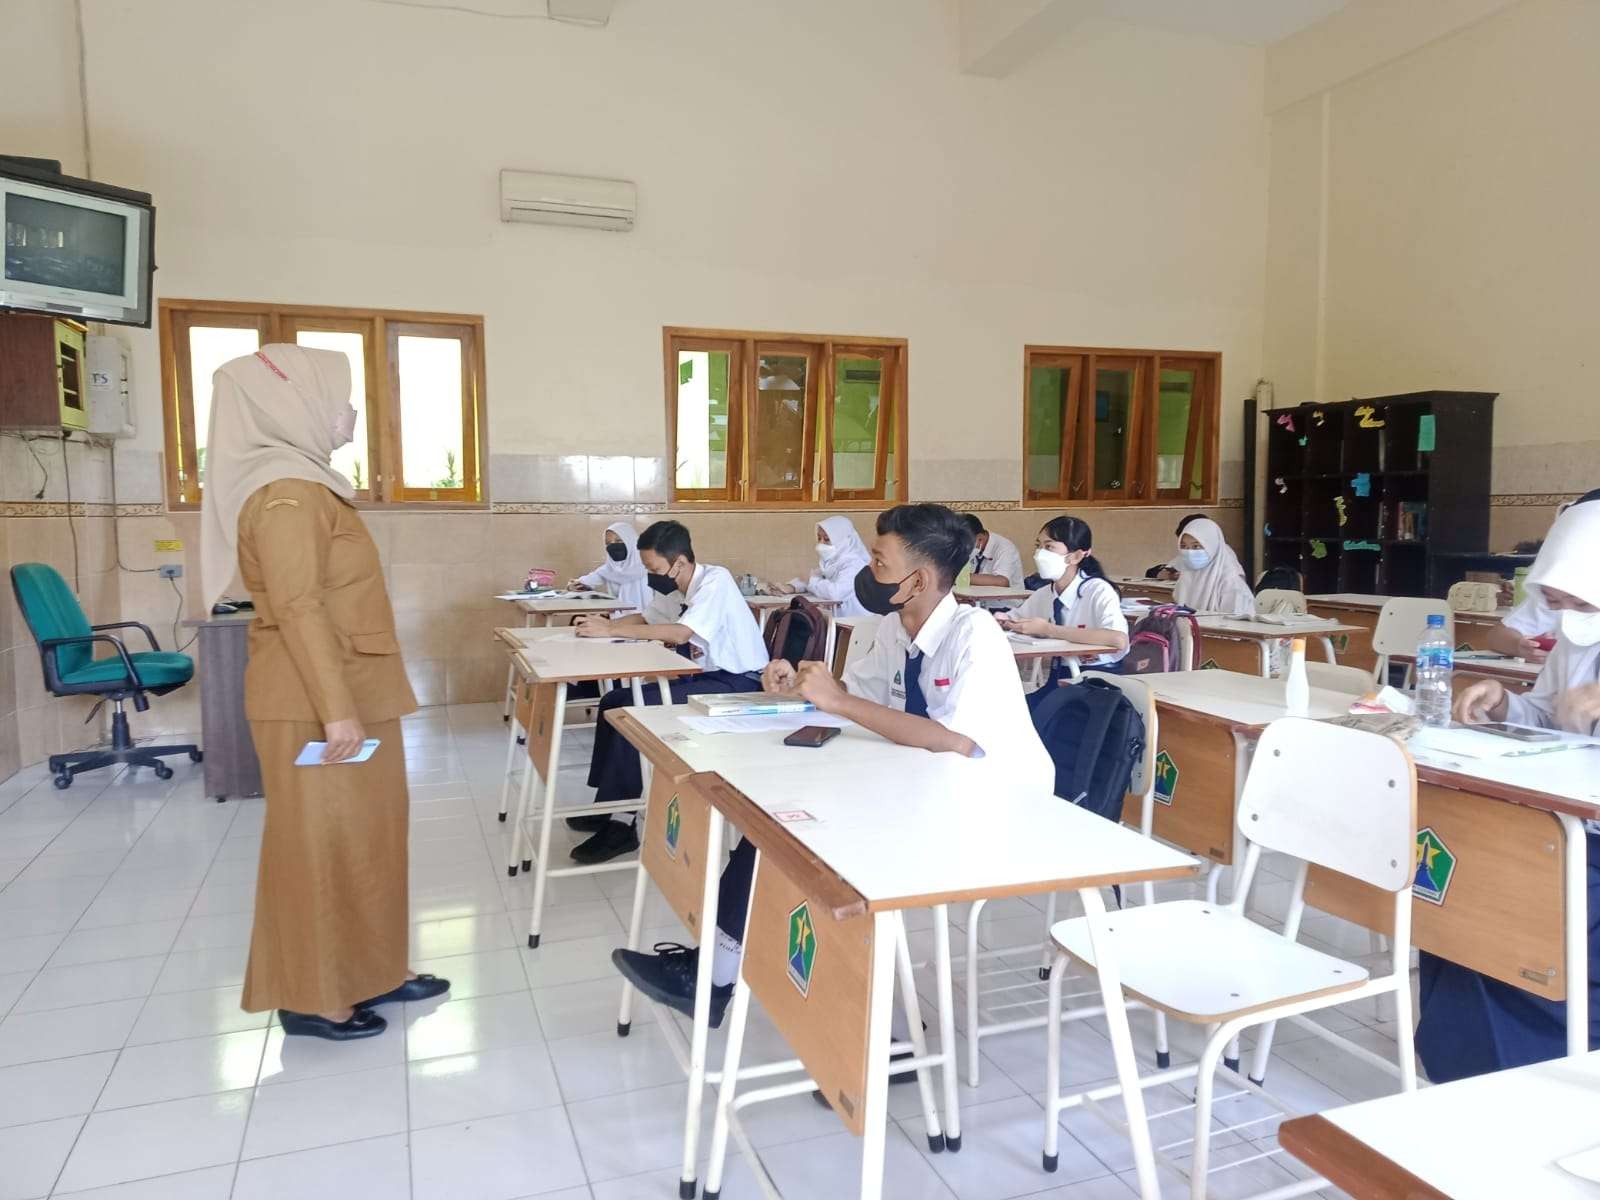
[[1, 161, 154, 327]]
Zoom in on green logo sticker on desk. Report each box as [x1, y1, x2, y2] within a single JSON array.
[[1199, 658, 1220, 670], [1413, 827, 1456, 906], [787, 901, 817, 997], [1154, 750, 1179, 806], [664, 794, 682, 859]]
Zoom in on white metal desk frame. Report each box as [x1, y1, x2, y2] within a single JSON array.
[[698, 758, 1200, 1200], [497, 593, 631, 721], [1194, 614, 1356, 677], [497, 630, 700, 947]]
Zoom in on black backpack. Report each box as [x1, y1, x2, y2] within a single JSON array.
[[1029, 677, 1145, 824], [763, 596, 829, 669]]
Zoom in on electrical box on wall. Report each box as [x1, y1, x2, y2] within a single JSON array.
[[86, 334, 135, 438]]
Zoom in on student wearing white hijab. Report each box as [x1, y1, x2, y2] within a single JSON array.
[[774, 516, 870, 617], [571, 522, 651, 614], [1485, 489, 1600, 662], [1172, 517, 1255, 615], [1421, 500, 1600, 1081]]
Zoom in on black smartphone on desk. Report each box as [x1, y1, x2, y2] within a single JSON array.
[[784, 725, 841, 748]]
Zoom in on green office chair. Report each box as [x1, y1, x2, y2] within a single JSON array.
[[11, 563, 202, 790]]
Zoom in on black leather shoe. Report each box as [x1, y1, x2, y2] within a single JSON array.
[[571, 820, 639, 864], [565, 813, 612, 833], [612, 944, 732, 1028], [279, 1008, 387, 1041], [359, 974, 451, 1008]]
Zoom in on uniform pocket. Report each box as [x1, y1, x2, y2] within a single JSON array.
[[348, 631, 401, 655]]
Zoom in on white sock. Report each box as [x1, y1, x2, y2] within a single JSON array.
[[711, 929, 742, 988], [607, 814, 635, 830]]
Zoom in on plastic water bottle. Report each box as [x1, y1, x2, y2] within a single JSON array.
[[1284, 638, 1309, 716], [1415, 614, 1454, 728]]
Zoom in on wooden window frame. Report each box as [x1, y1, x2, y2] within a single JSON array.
[[665, 326, 908, 510], [1022, 344, 1220, 509], [158, 298, 488, 510]]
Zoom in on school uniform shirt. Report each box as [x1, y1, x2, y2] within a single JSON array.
[[679, 563, 770, 674], [1008, 573, 1128, 668], [643, 588, 685, 626], [1504, 638, 1600, 739], [787, 516, 871, 618], [843, 592, 1054, 792], [576, 521, 651, 614], [972, 532, 1025, 588]]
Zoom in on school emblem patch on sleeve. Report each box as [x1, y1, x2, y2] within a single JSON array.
[[1412, 827, 1457, 905], [1153, 750, 1179, 806], [663, 794, 682, 859], [787, 901, 817, 997]]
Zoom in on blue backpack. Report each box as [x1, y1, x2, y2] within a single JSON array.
[[1029, 677, 1145, 824]]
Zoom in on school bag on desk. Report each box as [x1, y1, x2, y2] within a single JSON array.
[[1029, 677, 1145, 824], [1121, 604, 1201, 674], [762, 596, 829, 669]]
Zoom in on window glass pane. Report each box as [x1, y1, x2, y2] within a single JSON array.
[[754, 353, 808, 490], [188, 326, 261, 489], [295, 330, 368, 490], [396, 334, 465, 489], [1157, 368, 1196, 492], [833, 356, 881, 490], [1026, 366, 1069, 493], [675, 350, 731, 489], [1093, 367, 1134, 491]]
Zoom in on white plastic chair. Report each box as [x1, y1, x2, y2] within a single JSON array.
[[963, 672, 1170, 1084], [1255, 588, 1308, 615], [832, 615, 882, 679], [1041, 718, 1419, 1200], [1305, 660, 1376, 696], [1372, 597, 1451, 686]]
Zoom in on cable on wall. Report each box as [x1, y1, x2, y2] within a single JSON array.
[[73, 0, 93, 178]]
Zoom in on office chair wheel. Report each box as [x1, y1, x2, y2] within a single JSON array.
[[154, 763, 174, 780], [53, 772, 72, 790], [189, 749, 204, 763]]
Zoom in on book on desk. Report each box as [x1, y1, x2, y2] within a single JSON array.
[[688, 692, 815, 717]]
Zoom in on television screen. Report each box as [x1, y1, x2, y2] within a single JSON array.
[[6, 193, 129, 297]]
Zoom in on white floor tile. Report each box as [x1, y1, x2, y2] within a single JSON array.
[[170, 912, 255, 953], [904, 1095, 1109, 1198], [55, 1090, 251, 1193], [242, 1063, 409, 1158], [410, 1105, 587, 1200], [13, 955, 165, 1013], [98, 1029, 267, 1109], [75, 888, 199, 930], [48, 1163, 235, 1199], [233, 1133, 411, 1200], [0, 1113, 84, 1200], [49, 919, 183, 968], [0, 1051, 117, 1128], [0, 971, 31, 1017], [412, 947, 529, 1002], [548, 1022, 686, 1102], [533, 975, 657, 1041], [412, 912, 519, 958], [126, 985, 270, 1046], [408, 1042, 564, 1129], [0, 997, 143, 1067], [152, 946, 249, 995], [256, 1018, 408, 1088], [405, 991, 545, 1062], [0, 932, 67, 975]]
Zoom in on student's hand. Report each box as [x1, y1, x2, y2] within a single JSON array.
[[770, 582, 794, 595], [1156, 568, 1179, 581], [1514, 636, 1552, 663], [762, 660, 798, 694], [793, 661, 847, 713], [322, 718, 366, 764], [1453, 679, 1507, 725], [574, 618, 611, 638], [1016, 618, 1054, 638], [567, 578, 585, 591], [1556, 683, 1600, 733]]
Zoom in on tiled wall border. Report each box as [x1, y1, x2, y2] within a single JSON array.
[[486, 497, 1249, 516], [1, 502, 163, 517]]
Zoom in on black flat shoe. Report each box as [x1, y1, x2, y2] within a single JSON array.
[[359, 974, 451, 1008], [279, 1008, 387, 1041], [571, 820, 639, 864], [565, 813, 612, 833]]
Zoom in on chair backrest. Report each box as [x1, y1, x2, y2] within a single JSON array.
[[1372, 597, 1451, 657], [1305, 661, 1376, 696], [10, 563, 94, 679], [1255, 588, 1308, 615], [1237, 718, 1417, 892], [835, 615, 882, 679], [1079, 670, 1157, 812]]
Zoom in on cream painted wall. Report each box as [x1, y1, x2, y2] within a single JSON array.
[[0, 0, 87, 176], [59, 0, 1267, 501], [1263, 0, 1600, 517]]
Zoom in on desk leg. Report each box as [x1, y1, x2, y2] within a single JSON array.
[[894, 921, 945, 1152], [676, 804, 726, 1198], [497, 691, 522, 823], [858, 911, 900, 1200], [1079, 886, 1159, 1200], [823, 612, 838, 673], [1560, 813, 1589, 1058], [932, 903, 962, 1151], [705, 849, 763, 1200], [1257, 640, 1272, 678], [1065, 659, 1081, 680], [1317, 635, 1336, 663], [525, 680, 568, 949], [505, 749, 536, 876]]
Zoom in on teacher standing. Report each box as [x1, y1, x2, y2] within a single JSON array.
[[202, 345, 448, 1040]]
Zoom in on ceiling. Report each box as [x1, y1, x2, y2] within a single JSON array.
[[1099, 0, 1351, 46]]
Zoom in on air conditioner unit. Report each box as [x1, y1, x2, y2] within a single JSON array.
[[499, 170, 635, 232]]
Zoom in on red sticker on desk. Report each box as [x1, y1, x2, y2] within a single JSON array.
[[773, 809, 816, 824]]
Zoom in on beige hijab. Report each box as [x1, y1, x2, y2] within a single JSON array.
[[200, 345, 355, 610]]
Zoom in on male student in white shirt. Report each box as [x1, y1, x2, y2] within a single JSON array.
[[962, 512, 1025, 588], [610, 503, 1053, 1024], [567, 519, 769, 864]]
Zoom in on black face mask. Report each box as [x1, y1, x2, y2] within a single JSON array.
[[854, 565, 916, 615], [606, 542, 629, 563], [647, 572, 678, 595]]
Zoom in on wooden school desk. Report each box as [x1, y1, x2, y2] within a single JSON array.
[[954, 583, 1032, 606], [1193, 614, 1359, 676], [495, 591, 631, 719], [1280, 1051, 1600, 1200], [1004, 632, 1111, 686], [1391, 649, 1539, 696], [1306, 593, 1514, 675], [1149, 668, 1597, 1057], [493, 626, 700, 947], [1113, 576, 1176, 599], [608, 704, 1200, 1200]]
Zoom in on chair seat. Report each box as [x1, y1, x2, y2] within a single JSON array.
[[1051, 899, 1368, 1023], [60, 651, 194, 690]]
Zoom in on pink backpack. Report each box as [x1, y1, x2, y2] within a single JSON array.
[[1121, 605, 1201, 674]]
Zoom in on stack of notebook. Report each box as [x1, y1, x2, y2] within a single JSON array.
[[688, 692, 815, 717]]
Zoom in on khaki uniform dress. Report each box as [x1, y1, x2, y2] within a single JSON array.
[[237, 478, 418, 1014]]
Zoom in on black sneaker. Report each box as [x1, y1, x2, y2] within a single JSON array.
[[612, 943, 733, 1028], [571, 820, 640, 864], [565, 813, 612, 833]]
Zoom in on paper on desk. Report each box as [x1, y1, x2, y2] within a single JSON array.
[[1409, 724, 1597, 760], [679, 712, 852, 736], [1557, 1145, 1600, 1184], [295, 738, 381, 766]]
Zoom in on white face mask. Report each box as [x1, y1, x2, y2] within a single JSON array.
[[332, 405, 358, 450], [816, 542, 835, 562], [1033, 548, 1069, 582], [1179, 547, 1212, 571], [1559, 608, 1600, 646]]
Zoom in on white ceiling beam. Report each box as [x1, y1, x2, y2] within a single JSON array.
[[958, 0, 1100, 77]]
